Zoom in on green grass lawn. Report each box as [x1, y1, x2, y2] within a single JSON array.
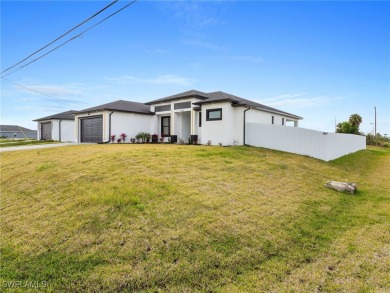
[[1, 145, 389, 292], [0, 139, 58, 148]]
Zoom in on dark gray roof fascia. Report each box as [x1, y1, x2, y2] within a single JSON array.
[[231, 103, 303, 120], [33, 91, 302, 122], [194, 91, 302, 120], [34, 110, 79, 121], [77, 100, 154, 115]]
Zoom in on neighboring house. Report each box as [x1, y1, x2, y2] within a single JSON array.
[[34, 110, 78, 141], [69, 90, 301, 145], [0, 125, 37, 139]]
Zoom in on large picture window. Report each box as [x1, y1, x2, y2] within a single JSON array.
[[206, 108, 222, 121], [161, 116, 171, 137]]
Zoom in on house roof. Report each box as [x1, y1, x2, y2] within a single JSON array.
[[194, 91, 303, 120], [77, 100, 154, 115], [145, 90, 210, 105], [33, 91, 301, 121], [0, 125, 37, 132], [146, 90, 301, 119], [34, 110, 79, 121]]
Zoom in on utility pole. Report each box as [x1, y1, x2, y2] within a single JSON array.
[[374, 106, 377, 137]]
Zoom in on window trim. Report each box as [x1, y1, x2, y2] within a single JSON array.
[[199, 112, 202, 127], [206, 108, 222, 121], [161, 116, 171, 137]]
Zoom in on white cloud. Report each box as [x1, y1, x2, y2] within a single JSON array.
[[146, 48, 168, 54], [183, 38, 226, 51], [161, 1, 227, 52], [6, 81, 88, 106], [106, 74, 194, 86], [224, 55, 263, 64], [190, 62, 203, 69], [257, 93, 341, 108], [170, 1, 221, 29], [228, 56, 263, 63], [16, 83, 83, 97], [264, 97, 328, 108], [14, 105, 65, 112], [265, 93, 307, 101]]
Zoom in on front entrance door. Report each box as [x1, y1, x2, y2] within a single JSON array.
[[161, 116, 171, 137]]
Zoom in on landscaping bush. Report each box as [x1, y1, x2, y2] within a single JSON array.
[[135, 132, 151, 143], [120, 133, 127, 142]]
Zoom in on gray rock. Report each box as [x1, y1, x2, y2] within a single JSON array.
[[324, 181, 357, 194]]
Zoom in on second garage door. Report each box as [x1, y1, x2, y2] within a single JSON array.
[[81, 116, 103, 143], [40, 122, 52, 140]]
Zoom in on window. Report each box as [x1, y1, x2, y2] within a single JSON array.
[[272, 116, 274, 124], [155, 104, 171, 112], [206, 108, 222, 121], [174, 101, 191, 110], [199, 112, 202, 127], [161, 116, 171, 137], [282, 118, 285, 125]]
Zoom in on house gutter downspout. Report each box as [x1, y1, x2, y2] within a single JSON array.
[[243, 106, 251, 146], [99, 111, 114, 144], [59, 119, 62, 142]]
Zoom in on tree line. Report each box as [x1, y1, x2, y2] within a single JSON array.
[[337, 114, 389, 147]]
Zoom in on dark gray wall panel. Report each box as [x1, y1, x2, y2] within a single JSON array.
[[174, 101, 191, 110], [155, 105, 171, 112]]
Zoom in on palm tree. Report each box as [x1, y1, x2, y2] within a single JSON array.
[[349, 114, 362, 128]]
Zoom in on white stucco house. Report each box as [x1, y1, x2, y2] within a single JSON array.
[[145, 90, 301, 145], [33, 90, 366, 160], [34, 110, 78, 142], [34, 90, 302, 145]]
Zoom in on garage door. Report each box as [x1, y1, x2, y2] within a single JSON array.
[[41, 122, 52, 140], [81, 116, 103, 143]]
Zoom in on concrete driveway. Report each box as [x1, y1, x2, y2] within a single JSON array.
[[0, 143, 82, 152]]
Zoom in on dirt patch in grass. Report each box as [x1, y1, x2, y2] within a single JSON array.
[[1, 145, 389, 292]]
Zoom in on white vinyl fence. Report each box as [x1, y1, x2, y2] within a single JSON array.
[[245, 123, 366, 161]]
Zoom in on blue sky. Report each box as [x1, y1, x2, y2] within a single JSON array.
[[1, 1, 389, 135]]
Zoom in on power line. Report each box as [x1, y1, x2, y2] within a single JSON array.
[[2, 35, 81, 78], [1, 0, 138, 78], [1, 0, 119, 75], [1, 77, 75, 105]]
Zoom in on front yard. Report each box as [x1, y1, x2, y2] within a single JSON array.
[[0, 138, 57, 148], [1, 144, 389, 292]]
